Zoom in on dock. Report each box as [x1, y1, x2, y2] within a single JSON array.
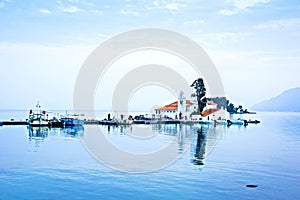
[[0, 119, 260, 127], [1, 121, 29, 125]]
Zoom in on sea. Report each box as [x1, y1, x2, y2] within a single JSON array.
[[0, 111, 299, 200]]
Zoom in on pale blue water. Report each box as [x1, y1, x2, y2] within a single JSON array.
[[0, 111, 300, 200]]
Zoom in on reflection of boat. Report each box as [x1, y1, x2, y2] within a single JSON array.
[[27, 103, 49, 127], [28, 126, 49, 138], [245, 119, 260, 124], [61, 126, 84, 137], [60, 114, 84, 126]]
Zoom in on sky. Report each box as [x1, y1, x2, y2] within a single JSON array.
[[0, 0, 299, 111]]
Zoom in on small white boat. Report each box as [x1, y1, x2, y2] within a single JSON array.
[[227, 119, 244, 126], [27, 103, 49, 127], [213, 119, 227, 125]]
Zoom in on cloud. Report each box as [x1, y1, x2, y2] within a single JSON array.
[[56, 0, 102, 14], [120, 9, 139, 16], [67, 0, 79, 3], [234, 0, 271, 10], [58, 5, 82, 13], [90, 9, 102, 14], [255, 18, 300, 30], [146, 1, 186, 12], [0, 0, 10, 8], [39, 9, 51, 14], [165, 3, 186, 11], [0, 0, 12, 8], [219, 0, 271, 16], [219, 9, 238, 16]]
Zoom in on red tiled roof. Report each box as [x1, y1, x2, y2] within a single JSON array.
[[155, 101, 178, 111], [201, 108, 220, 117], [155, 100, 194, 111], [155, 100, 216, 112]]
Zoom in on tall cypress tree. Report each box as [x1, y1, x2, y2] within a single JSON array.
[[191, 78, 206, 114]]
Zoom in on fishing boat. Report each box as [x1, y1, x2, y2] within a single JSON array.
[[27, 103, 50, 127], [60, 114, 84, 127]]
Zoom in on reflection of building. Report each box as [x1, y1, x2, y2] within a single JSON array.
[[192, 127, 206, 165]]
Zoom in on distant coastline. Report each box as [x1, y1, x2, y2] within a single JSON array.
[[251, 87, 300, 112]]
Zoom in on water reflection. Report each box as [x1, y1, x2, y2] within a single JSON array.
[[61, 126, 84, 138], [27, 126, 50, 148], [27, 124, 223, 167], [98, 124, 223, 167], [106, 125, 132, 134], [192, 127, 207, 165], [28, 126, 49, 139], [27, 126, 84, 140]]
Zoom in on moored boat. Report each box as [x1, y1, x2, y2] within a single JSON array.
[[60, 114, 84, 127], [27, 103, 50, 127], [227, 119, 244, 126], [213, 119, 227, 125]]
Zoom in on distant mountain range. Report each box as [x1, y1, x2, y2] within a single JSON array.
[[251, 87, 300, 112]]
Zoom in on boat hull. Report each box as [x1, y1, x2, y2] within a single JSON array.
[[62, 119, 84, 126], [28, 119, 49, 127]]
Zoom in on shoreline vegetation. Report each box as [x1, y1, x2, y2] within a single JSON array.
[[206, 97, 256, 115], [190, 78, 255, 115]]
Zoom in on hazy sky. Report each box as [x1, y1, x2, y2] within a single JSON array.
[[0, 0, 299, 111]]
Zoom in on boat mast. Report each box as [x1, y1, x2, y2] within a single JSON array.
[[36, 101, 41, 113]]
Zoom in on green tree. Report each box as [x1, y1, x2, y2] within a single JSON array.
[[191, 78, 206, 114], [227, 103, 235, 113], [237, 105, 243, 113], [209, 97, 229, 109]]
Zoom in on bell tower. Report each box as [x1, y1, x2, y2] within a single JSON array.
[[178, 91, 186, 115]]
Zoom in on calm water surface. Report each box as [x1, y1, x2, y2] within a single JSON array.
[[0, 111, 299, 200]]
